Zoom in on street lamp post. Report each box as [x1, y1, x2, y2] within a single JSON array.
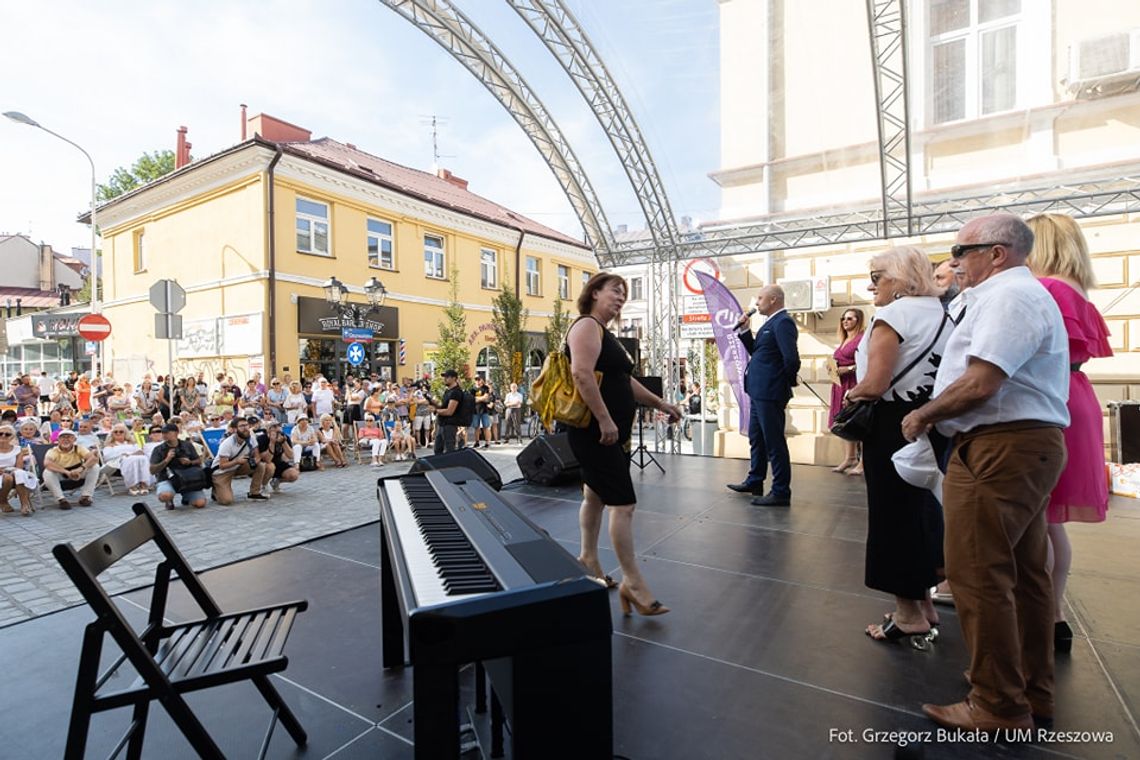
[[322, 276, 387, 326], [4, 111, 100, 377]]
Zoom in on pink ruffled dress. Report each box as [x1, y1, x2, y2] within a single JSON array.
[[1040, 278, 1113, 523]]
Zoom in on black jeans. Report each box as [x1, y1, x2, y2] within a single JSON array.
[[434, 424, 458, 454]]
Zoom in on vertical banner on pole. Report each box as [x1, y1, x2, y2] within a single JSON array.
[[693, 271, 751, 434]]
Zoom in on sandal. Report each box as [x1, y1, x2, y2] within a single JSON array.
[[866, 618, 930, 642], [0, 502, 13, 513], [884, 611, 939, 628]]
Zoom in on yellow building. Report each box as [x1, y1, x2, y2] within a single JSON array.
[[91, 114, 595, 386]]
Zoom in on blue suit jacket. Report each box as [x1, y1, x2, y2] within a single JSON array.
[[739, 310, 801, 403]]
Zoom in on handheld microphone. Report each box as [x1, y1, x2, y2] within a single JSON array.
[[740, 307, 758, 319]]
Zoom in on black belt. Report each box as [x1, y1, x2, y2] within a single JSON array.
[[1070, 362, 1083, 372]]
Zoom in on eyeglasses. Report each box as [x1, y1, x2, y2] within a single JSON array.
[[869, 270, 886, 285], [950, 242, 1008, 259]]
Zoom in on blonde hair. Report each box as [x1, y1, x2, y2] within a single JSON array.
[[870, 246, 943, 298], [1026, 213, 1096, 291], [319, 414, 334, 425]]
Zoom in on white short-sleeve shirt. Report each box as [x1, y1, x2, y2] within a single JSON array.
[[855, 296, 950, 403], [932, 266, 1070, 435]]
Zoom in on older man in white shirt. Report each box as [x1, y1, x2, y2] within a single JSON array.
[[902, 213, 1069, 733]]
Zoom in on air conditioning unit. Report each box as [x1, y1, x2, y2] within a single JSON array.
[[778, 277, 830, 313], [1066, 30, 1140, 95]]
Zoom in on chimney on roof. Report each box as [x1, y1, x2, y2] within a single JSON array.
[[175, 126, 192, 169], [436, 168, 469, 191], [241, 104, 248, 140], [246, 113, 312, 143], [39, 243, 54, 291]]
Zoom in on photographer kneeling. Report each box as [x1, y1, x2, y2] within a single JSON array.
[[150, 423, 208, 509], [211, 417, 270, 504], [259, 421, 300, 494]]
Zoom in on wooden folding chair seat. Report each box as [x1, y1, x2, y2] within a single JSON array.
[[53, 503, 308, 759]]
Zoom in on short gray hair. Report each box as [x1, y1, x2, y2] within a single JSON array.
[[973, 213, 1035, 257]]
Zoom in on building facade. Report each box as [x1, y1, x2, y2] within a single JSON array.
[[90, 114, 595, 387], [710, 0, 1140, 463]]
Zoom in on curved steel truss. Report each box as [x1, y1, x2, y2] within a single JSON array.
[[507, 0, 682, 446], [378, 0, 616, 258]]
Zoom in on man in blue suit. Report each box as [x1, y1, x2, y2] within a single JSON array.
[[727, 286, 800, 506]]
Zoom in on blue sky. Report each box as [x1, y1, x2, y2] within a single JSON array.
[[0, 0, 720, 253]]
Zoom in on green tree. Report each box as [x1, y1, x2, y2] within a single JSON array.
[[489, 278, 528, 391], [430, 266, 470, 398], [97, 150, 176, 201], [544, 295, 573, 356]]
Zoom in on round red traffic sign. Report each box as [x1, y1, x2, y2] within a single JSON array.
[[77, 313, 112, 342]]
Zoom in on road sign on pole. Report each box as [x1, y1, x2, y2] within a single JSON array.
[[155, 313, 183, 340], [77, 313, 112, 341], [149, 279, 186, 314], [346, 342, 366, 367]]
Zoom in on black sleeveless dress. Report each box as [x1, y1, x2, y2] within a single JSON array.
[[565, 316, 637, 505]]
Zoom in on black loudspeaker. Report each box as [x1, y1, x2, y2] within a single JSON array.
[[408, 448, 503, 491], [517, 433, 581, 486]]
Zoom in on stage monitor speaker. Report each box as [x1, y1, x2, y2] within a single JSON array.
[[635, 375, 663, 399], [517, 433, 581, 486], [408, 447, 503, 491]]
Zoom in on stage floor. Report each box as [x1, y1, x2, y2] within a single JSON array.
[[2, 455, 1137, 759]]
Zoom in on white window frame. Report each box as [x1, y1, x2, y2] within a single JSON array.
[[629, 277, 643, 301], [367, 217, 395, 270], [581, 271, 592, 292], [424, 234, 446, 279], [296, 197, 331, 256], [525, 256, 541, 296], [915, 0, 1049, 127], [480, 248, 499, 289], [557, 265, 570, 300]]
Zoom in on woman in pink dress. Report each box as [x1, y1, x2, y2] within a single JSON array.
[[829, 308, 866, 474], [1027, 213, 1113, 654]]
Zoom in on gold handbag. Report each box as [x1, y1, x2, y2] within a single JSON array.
[[531, 319, 603, 430]]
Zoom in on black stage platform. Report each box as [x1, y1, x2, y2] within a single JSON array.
[[2, 455, 1137, 758]]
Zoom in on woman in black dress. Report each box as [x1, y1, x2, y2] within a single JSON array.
[[567, 273, 683, 617]]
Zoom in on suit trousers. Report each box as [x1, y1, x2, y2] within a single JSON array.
[[746, 399, 791, 497], [943, 424, 1065, 719]]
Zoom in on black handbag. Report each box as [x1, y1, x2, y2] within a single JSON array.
[[830, 313, 949, 442], [169, 465, 210, 493]]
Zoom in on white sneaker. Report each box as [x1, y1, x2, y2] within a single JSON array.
[[270, 478, 281, 492]]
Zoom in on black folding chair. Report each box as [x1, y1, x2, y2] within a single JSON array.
[[52, 503, 308, 759]]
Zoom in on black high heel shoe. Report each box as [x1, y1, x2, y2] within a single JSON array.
[[1055, 621, 1073, 654]]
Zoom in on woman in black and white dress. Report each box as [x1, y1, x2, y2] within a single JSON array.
[[846, 246, 951, 643]]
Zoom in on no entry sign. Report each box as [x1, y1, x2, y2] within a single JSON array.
[[77, 313, 112, 342]]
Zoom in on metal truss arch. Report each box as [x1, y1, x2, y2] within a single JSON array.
[[378, 0, 616, 259], [507, 0, 684, 450], [866, 0, 913, 238]]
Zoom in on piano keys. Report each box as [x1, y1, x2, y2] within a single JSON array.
[[378, 467, 612, 759]]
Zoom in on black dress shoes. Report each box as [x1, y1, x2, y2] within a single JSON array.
[[751, 493, 790, 507], [727, 482, 764, 495]]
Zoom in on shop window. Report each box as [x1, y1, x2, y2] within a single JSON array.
[[367, 218, 394, 269], [296, 197, 330, 255]]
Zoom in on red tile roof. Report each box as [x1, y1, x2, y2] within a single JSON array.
[[0, 287, 64, 309], [282, 138, 589, 250]]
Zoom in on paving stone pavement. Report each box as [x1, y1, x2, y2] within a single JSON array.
[[0, 444, 526, 627]]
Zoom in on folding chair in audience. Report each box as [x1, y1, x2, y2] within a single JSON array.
[[53, 503, 308, 760]]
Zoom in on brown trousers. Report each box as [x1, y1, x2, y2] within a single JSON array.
[[211, 460, 269, 505], [943, 424, 1065, 718]]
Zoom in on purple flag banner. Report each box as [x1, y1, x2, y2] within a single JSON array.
[[694, 270, 751, 434]]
